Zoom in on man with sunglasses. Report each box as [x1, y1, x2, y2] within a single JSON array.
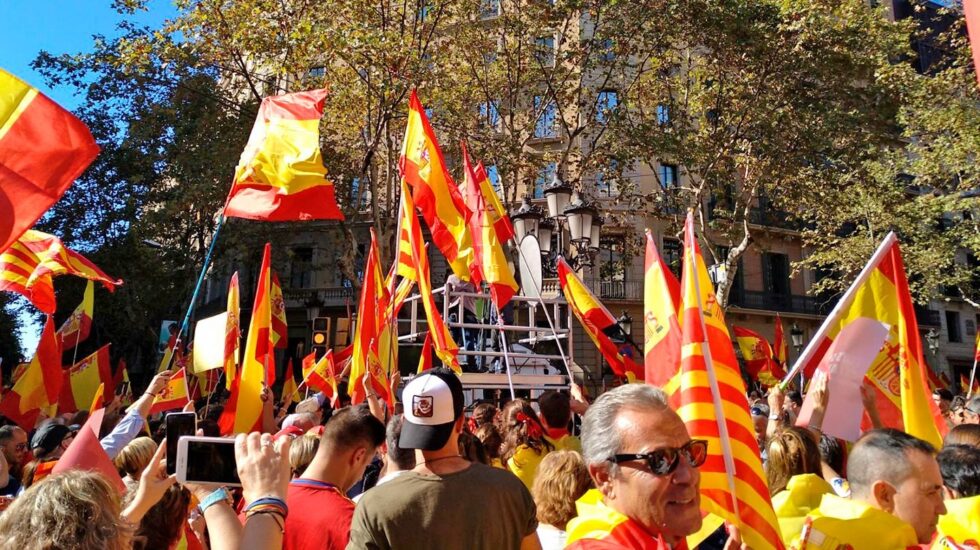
[[0, 425, 28, 497], [567, 384, 708, 549]]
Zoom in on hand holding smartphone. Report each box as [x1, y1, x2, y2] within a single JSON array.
[[176, 436, 242, 487], [165, 412, 197, 475]]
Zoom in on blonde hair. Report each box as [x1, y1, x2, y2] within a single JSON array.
[[0, 470, 133, 550], [289, 433, 320, 478], [114, 437, 158, 480], [765, 426, 822, 496], [531, 450, 592, 529]]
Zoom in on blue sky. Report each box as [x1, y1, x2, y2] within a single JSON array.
[[1, 0, 177, 353]]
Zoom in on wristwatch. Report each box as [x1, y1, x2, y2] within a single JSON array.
[[197, 487, 229, 515]]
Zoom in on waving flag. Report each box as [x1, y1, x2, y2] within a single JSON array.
[[271, 272, 288, 351], [305, 350, 339, 407], [673, 212, 783, 550], [224, 272, 240, 389], [348, 229, 389, 403], [0, 230, 121, 314], [787, 233, 945, 448], [57, 280, 94, 349], [773, 314, 788, 372], [223, 88, 343, 221], [399, 90, 474, 281], [0, 68, 99, 254], [10, 315, 61, 414], [149, 367, 191, 415], [733, 326, 776, 381], [417, 333, 433, 374], [59, 345, 113, 413], [219, 244, 273, 434], [281, 359, 300, 404], [558, 258, 642, 380], [644, 230, 682, 387], [51, 409, 125, 492]]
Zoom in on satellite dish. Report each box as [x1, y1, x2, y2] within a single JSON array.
[[519, 235, 543, 299]]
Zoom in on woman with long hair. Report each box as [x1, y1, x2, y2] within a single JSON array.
[[765, 426, 833, 545], [500, 399, 554, 489]]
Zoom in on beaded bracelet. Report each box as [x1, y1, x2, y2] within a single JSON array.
[[244, 497, 288, 518]]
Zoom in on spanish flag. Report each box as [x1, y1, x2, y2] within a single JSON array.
[[59, 345, 113, 413], [271, 272, 288, 352], [558, 258, 643, 380], [673, 212, 783, 550], [0, 230, 121, 314], [789, 232, 945, 448], [88, 383, 105, 415], [224, 272, 240, 389], [10, 315, 61, 414], [643, 230, 682, 387], [461, 142, 518, 309], [0, 68, 99, 254], [149, 367, 191, 415], [56, 280, 94, 349], [223, 88, 344, 221], [732, 326, 776, 380], [218, 243, 273, 434], [281, 358, 300, 404], [348, 229, 389, 403], [773, 314, 789, 375], [304, 350, 339, 408], [399, 90, 474, 281]]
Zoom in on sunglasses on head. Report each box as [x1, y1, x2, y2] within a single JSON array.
[[608, 439, 709, 476]]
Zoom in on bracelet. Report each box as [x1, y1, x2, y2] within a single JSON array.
[[244, 496, 289, 518], [246, 510, 285, 533], [768, 414, 780, 421], [196, 487, 229, 515]]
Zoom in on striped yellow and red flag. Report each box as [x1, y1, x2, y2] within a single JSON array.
[[673, 212, 783, 550], [0, 68, 99, 253], [644, 230, 682, 387], [59, 344, 113, 413], [281, 359, 300, 404], [461, 142, 518, 309], [347, 229, 390, 403], [0, 230, 121, 314], [10, 315, 62, 414], [57, 280, 94, 349], [558, 257, 643, 380], [149, 367, 191, 415], [399, 90, 474, 281], [224, 272, 240, 389], [790, 233, 946, 447], [218, 243, 273, 434], [223, 88, 343, 221], [271, 272, 288, 354], [732, 326, 776, 381], [399, 180, 461, 372]]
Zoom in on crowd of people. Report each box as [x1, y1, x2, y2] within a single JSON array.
[[0, 363, 978, 549]]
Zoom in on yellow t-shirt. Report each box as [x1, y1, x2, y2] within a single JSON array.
[[507, 444, 549, 490], [544, 433, 582, 453], [791, 493, 919, 550], [771, 474, 833, 544]]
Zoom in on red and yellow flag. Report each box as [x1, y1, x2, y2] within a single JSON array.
[[462, 142, 518, 309], [773, 314, 788, 372], [223, 88, 343, 221], [732, 326, 776, 381], [399, 90, 474, 281], [792, 234, 945, 447], [304, 350, 339, 408], [57, 280, 94, 349], [558, 258, 643, 380], [644, 230, 682, 387], [0, 230, 121, 314], [149, 367, 191, 415], [218, 243, 273, 434], [348, 229, 389, 403], [10, 315, 62, 414], [367, 341, 393, 409], [271, 272, 288, 351], [88, 383, 105, 415], [281, 358, 300, 404], [974, 330, 980, 362], [417, 332, 433, 374], [224, 272, 240, 389], [673, 212, 783, 550], [399, 181, 461, 372], [59, 345, 113, 413], [0, 68, 99, 253]]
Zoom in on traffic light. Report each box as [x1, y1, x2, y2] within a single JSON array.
[[312, 317, 330, 358]]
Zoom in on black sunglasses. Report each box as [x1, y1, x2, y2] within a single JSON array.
[[608, 439, 708, 475]]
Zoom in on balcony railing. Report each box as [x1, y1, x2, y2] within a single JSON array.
[[283, 286, 355, 307], [727, 289, 829, 315]]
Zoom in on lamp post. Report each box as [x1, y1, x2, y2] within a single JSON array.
[[790, 322, 804, 389], [925, 328, 939, 356], [617, 311, 633, 340]]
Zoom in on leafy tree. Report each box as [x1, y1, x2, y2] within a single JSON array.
[[0, 296, 23, 383]]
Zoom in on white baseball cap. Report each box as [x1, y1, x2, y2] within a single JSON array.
[[399, 368, 465, 450]]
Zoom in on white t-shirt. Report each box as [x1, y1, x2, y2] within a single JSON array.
[[536, 524, 567, 550]]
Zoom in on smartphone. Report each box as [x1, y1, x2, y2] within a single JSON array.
[[166, 412, 197, 475], [176, 436, 241, 487]]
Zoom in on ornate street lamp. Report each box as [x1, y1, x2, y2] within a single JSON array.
[[511, 197, 543, 241], [538, 218, 555, 254], [790, 322, 804, 354], [590, 216, 603, 251], [925, 328, 940, 356], [564, 192, 597, 243], [617, 311, 633, 338], [543, 178, 573, 219]]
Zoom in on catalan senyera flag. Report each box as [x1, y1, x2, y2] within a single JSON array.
[[558, 257, 643, 380], [271, 272, 287, 351], [57, 280, 94, 349], [149, 367, 191, 416], [462, 143, 518, 309], [0, 68, 100, 254], [732, 326, 775, 381], [791, 233, 945, 448], [281, 358, 300, 404], [0, 230, 121, 314], [223, 88, 343, 221], [10, 315, 61, 414], [59, 345, 113, 413], [399, 180, 461, 371], [305, 349, 339, 408], [673, 212, 783, 550], [644, 230, 682, 387], [348, 229, 389, 404], [399, 90, 474, 281], [218, 243, 273, 434], [224, 272, 241, 390]]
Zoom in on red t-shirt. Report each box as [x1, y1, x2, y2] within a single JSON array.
[[284, 478, 355, 550]]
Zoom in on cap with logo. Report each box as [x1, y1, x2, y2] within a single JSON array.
[[399, 368, 465, 450]]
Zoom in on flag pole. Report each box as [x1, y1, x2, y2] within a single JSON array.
[[781, 232, 898, 387], [968, 357, 978, 398], [493, 304, 517, 401]]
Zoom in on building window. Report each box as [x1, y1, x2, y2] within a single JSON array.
[[534, 162, 556, 199], [533, 95, 557, 138], [289, 248, 314, 289], [946, 310, 962, 343], [479, 100, 501, 128], [596, 90, 618, 123], [662, 238, 682, 280], [535, 36, 555, 67], [307, 66, 326, 78], [762, 252, 791, 297], [596, 160, 619, 197], [658, 164, 678, 189], [486, 165, 502, 194], [598, 38, 615, 62], [657, 103, 670, 125]]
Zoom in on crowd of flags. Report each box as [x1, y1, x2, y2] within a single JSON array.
[[1, 58, 978, 549]]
